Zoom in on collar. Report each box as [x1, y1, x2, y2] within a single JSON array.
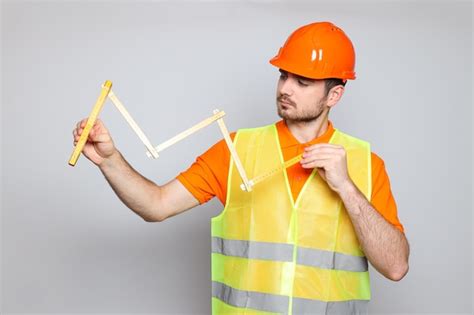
[[275, 119, 335, 149]]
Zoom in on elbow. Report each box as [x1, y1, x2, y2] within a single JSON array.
[[143, 213, 167, 223], [143, 188, 168, 222], [142, 205, 168, 222], [387, 263, 409, 282]]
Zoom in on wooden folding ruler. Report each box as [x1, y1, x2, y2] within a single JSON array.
[[68, 80, 253, 191], [240, 154, 303, 191]]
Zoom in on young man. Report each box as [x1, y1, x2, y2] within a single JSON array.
[[73, 22, 409, 314]]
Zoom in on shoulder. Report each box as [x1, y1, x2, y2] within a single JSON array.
[[371, 151, 385, 166], [331, 129, 370, 151], [370, 151, 388, 178], [201, 131, 236, 158]]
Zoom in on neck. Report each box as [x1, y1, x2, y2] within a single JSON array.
[[285, 113, 329, 143]]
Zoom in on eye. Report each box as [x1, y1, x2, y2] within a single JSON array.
[[298, 79, 309, 87], [279, 73, 288, 80]]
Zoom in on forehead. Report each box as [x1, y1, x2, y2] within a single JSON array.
[[279, 69, 326, 86], [279, 69, 317, 82]]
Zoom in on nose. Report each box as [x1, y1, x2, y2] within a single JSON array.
[[279, 77, 294, 96]]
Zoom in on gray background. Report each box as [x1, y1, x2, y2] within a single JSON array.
[[1, 0, 472, 314]]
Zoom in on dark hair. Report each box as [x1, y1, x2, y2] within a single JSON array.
[[324, 78, 346, 96]]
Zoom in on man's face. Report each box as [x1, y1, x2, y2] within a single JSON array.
[[276, 69, 328, 122]]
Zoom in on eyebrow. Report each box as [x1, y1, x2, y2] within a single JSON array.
[[279, 69, 314, 82]]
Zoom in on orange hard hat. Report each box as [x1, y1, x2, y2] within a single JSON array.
[[269, 22, 356, 81]]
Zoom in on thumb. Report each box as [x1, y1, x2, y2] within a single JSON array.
[[89, 129, 110, 143], [317, 168, 327, 181]]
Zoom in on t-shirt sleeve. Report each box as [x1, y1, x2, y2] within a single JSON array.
[[176, 133, 235, 205], [370, 152, 405, 233]]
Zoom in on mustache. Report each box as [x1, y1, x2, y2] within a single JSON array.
[[277, 95, 296, 106]]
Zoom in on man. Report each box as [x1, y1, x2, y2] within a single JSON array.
[[73, 21, 409, 314]]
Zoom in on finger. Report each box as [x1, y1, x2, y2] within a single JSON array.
[[304, 148, 339, 157], [93, 121, 103, 132], [301, 155, 332, 163], [317, 168, 327, 180], [300, 158, 332, 167], [74, 126, 84, 138], [76, 118, 87, 129], [89, 132, 110, 143], [76, 127, 83, 137], [302, 148, 339, 159], [301, 154, 333, 164], [304, 146, 345, 157], [304, 143, 337, 148], [300, 158, 331, 169], [78, 121, 92, 134]]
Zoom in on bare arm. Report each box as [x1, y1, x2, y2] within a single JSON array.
[[301, 143, 409, 281], [73, 118, 199, 222], [98, 151, 199, 221], [338, 182, 409, 281]]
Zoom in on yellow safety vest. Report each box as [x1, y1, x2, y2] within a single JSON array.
[[211, 124, 372, 314]]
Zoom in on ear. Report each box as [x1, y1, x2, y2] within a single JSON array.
[[326, 85, 345, 108]]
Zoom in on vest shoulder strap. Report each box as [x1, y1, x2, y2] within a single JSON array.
[[331, 128, 370, 150], [331, 128, 372, 199]]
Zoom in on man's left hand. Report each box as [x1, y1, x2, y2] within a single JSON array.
[[300, 144, 354, 193]]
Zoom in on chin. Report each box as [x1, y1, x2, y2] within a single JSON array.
[[277, 108, 289, 120]]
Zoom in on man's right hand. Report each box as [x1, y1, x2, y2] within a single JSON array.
[[71, 117, 200, 222], [72, 118, 116, 166]]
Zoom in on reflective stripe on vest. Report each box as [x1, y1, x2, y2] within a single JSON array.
[[212, 236, 368, 272], [292, 296, 369, 314], [213, 281, 369, 314], [212, 281, 289, 313], [211, 125, 372, 314]]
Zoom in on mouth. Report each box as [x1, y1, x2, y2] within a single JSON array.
[[278, 100, 294, 109]]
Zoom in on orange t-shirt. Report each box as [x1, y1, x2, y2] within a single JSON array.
[[177, 120, 404, 233]]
